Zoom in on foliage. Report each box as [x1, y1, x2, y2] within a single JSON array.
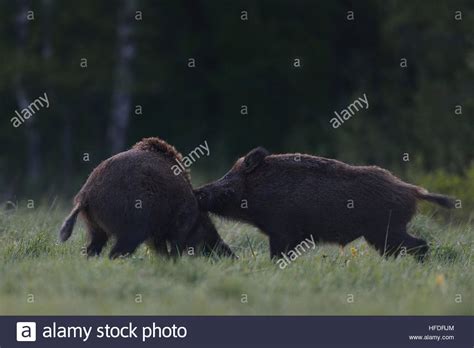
[[0, 0, 473, 196]]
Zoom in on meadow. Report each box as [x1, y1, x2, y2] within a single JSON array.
[[0, 203, 472, 316]]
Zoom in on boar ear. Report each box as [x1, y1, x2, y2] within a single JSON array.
[[243, 147, 269, 173]]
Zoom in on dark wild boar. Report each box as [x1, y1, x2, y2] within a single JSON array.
[[59, 137, 235, 259], [195, 147, 455, 260]]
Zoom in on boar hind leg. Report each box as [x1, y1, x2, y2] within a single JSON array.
[[86, 229, 108, 257], [365, 227, 428, 261], [85, 217, 109, 257], [365, 230, 405, 258], [398, 233, 429, 261], [109, 234, 144, 259], [169, 208, 198, 257]]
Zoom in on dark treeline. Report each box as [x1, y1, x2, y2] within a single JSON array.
[[0, 0, 472, 199]]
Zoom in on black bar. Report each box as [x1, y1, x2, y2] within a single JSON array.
[[2, 316, 472, 347]]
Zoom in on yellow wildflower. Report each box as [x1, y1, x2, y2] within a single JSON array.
[[435, 274, 446, 286]]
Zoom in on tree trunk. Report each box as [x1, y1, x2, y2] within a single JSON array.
[[107, 0, 136, 154], [15, 0, 42, 185], [41, 0, 72, 183]]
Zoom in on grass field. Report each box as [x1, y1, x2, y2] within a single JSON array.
[[0, 204, 472, 315]]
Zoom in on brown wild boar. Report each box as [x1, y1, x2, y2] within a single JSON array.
[[195, 147, 455, 261], [59, 137, 235, 259]]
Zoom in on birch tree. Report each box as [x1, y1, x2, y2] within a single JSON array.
[[107, 0, 137, 154], [15, 0, 42, 185]]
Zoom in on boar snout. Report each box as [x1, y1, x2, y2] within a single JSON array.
[[194, 182, 236, 211]]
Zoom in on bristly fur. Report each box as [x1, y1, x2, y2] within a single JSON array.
[[196, 147, 455, 261], [133, 137, 191, 182], [59, 136, 235, 259]]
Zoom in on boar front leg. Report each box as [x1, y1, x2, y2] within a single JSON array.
[[269, 232, 293, 260], [203, 234, 236, 258], [169, 240, 185, 257], [147, 235, 169, 257]]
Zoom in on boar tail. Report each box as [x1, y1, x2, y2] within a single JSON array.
[[417, 189, 456, 209], [59, 203, 82, 242]]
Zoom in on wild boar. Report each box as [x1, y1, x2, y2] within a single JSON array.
[[59, 137, 235, 259], [195, 147, 455, 260]]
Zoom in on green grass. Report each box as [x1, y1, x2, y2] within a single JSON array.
[[0, 204, 472, 315]]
